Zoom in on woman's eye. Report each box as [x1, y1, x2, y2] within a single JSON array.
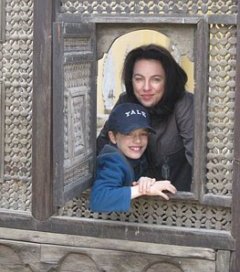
[[133, 77, 143, 82], [152, 77, 161, 82]]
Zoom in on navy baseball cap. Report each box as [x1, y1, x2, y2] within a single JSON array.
[[108, 103, 155, 134]]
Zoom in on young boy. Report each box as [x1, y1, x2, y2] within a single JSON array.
[[90, 103, 176, 212]]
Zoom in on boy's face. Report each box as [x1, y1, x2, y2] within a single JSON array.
[[108, 128, 149, 159]]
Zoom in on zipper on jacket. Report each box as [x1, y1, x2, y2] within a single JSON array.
[[161, 156, 170, 180]]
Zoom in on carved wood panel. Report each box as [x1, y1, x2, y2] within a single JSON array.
[[53, 22, 97, 208], [0, 236, 217, 272], [60, 0, 237, 16]]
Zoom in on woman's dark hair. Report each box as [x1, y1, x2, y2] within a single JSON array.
[[122, 44, 188, 116]]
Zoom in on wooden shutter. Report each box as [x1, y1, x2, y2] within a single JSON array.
[[53, 22, 96, 209]]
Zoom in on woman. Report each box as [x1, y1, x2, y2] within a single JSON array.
[[97, 44, 194, 191]]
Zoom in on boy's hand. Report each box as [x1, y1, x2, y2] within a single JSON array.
[[147, 180, 177, 199], [131, 178, 176, 200]]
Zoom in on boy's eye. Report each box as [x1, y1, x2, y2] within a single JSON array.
[[124, 132, 133, 137], [140, 132, 149, 137], [125, 131, 149, 138]]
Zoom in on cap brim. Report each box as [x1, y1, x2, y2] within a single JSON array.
[[119, 124, 156, 134]]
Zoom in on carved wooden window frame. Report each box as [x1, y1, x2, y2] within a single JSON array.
[[53, 16, 208, 203], [32, 10, 238, 218], [29, 1, 240, 270], [57, 17, 238, 211], [93, 18, 208, 205]]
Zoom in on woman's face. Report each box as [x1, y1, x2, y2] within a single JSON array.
[[132, 59, 166, 108]]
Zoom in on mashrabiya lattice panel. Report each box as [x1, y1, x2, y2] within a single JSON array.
[[206, 24, 236, 196], [60, 0, 237, 15], [58, 193, 231, 231], [0, 0, 33, 211]]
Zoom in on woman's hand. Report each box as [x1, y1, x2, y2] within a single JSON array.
[[133, 177, 156, 194]]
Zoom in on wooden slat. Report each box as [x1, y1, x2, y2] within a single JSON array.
[[40, 244, 215, 272], [202, 194, 232, 208], [0, 227, 215, 259], [208, 15, 237, 25], [57, 14, 236, 26], [0, 82, 5, 180], [193, 19, 209, 200], [0, 233, 216, 272], [32, 0, 54, 220], [216, 250, 230, 272], [231, 2, 240, 271], [0, 210, 235, 251], [52, 21, 65, 209], [57, 14, 203, 24], [0, 0, 5, 42], [49, 217, 235, 251]]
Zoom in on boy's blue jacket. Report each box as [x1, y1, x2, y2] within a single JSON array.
[[90, 144, 146, 212]]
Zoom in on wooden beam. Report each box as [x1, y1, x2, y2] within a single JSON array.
[[0, 210, 235, 251], [32, 0, 54, 220], [0, 226, 216, 259]]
